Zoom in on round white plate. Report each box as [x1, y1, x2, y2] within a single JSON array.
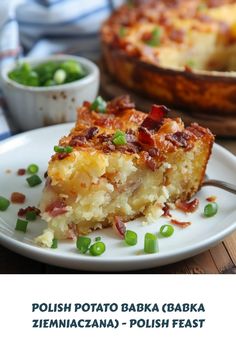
[[0, 124, 236, 271]]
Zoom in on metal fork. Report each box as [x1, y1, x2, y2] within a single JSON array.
[[202, 175, 236, 195]]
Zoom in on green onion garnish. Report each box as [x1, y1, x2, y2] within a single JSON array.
[[119, 26, 127, 38], [112, 130, 127, 146], [159, 224, 174, 237], [15, 218, 28, 233], [146, 26, 162, 47], [27, 163, 39, 174], [53, 69, 67, 84], [125, 230, 138, 246], [185, 59, 196, 68], [51, 238, 58, 249], [26, 174, 42, 187], [26, 210, 37, 221], [54, 145, 73, 153], [90, 96, 107, 113], [89, 241, 106, 256], [144, 232, 159, 254], [76, 237, 91, 254], [204, 202, 218, 217], [95, 236, 101, 242], [0, 196, 10, 211]]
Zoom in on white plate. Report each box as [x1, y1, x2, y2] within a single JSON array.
[[0, 124, 236, 271]]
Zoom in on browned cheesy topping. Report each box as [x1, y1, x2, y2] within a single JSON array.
[[51, 96, 214, 169]]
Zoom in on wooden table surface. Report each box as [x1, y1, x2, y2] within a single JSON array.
[[0, 137, 235, 274]]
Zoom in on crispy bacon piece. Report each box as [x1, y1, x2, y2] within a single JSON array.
[[86, 127, 99, 140], [45, 200, 68, 217], [171, 219, 191, 228], [112, 216, 126, 238], [70, 135, 87, 147], [142, 152, 157, 171], [17, 168, 26, 176], [138, 126, 155, 145], [11, 192, 26, 204], [175, 198, 199, 213], [169, 28, 185, 43], [162, 203, 172, 217], [107, 95, 135, 113], [166, 131, 190, 148], [148, 104, 169, 121], [18, 206, 40, 217]]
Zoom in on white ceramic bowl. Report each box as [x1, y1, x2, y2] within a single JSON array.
[[1, 55, 99, 131]]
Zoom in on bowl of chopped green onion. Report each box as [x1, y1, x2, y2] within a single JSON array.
[[1, 55, 99, 131]]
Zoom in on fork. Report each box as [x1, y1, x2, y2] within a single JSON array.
[[202, 175, 236, 195]]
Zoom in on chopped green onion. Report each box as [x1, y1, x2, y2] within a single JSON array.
[[112, 130, 127, 145], [95, 236, 101, 242], [90, 96, 107, 113], [185, 59, 196, 68], [144, 232, 159, 254], [26, 210, 37, 221], [15, 218, 28, 233], [89, 241, 106, 256], [53, 69, 66, 84], [146, 27, 162, 47], [27, 163, 39, 174], [54, 145, 73, 153], [51, 238, 58, 249], [119, 26, 127, 38], [160, 224, 174, 237], [204, 202, 218, 217], [76, 237, 91, 254], [125, 230, 138, 246], [26, 174, 42, 187], [0, 196, 10, 211]]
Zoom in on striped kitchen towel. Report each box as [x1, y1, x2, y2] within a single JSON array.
[[0, 0, 124, 140]]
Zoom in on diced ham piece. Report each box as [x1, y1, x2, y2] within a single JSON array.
[[45, 200, 68, 217]]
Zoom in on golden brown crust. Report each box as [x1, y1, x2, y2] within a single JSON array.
[[52, 96, 214, 168], [101, 0, 236, 114]]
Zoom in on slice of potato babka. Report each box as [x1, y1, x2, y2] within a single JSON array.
[[37, 95, 214, 245]]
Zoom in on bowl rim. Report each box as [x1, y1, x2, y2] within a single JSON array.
[[1, 54, 99, 92]]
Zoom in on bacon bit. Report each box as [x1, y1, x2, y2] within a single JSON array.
[[86, 127, 99, 140], [162, 203, 172, 217], [57, 152, 69, 160], [169, 29, 185, 43], [166, 131, 190, 148], [112, 216, 126, 239], [45, 200, 67, 217], [175, 198, 199, 213], [206, 195, 217, 202], [138, 127, 155, 146], [107, 95, 135, 113], [146, 157, 157, 171], [171, 219, 191, 228], [148, 104, 169, 121], [11, 192, 26, 204], [141, 117, 163, 131], [141, 31, 152, 42], [148, 147, 159, 157], [83, 100, 91, 108], [70, 135, 87, 147], [17, 168, 26, 176], [18, 206, 40, 217]]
